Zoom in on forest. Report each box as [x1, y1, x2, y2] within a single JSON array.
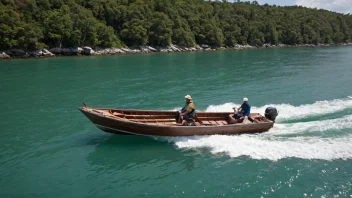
[[1, 0, 352, 50]]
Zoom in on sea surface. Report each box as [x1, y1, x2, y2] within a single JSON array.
[[1, 47, 352, 198]]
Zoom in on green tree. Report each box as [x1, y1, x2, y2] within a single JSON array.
[[96, 23, 122, 47], [43, 5, 73, 47], [148, 12, 173, 46], [120, 19, 148, 46]]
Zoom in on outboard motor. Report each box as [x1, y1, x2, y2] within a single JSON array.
[[265, 107, 278, 122]]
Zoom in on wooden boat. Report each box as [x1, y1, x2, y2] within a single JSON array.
[[79, 103, 275, 136]]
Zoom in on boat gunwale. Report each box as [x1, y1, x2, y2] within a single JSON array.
[[96, 108, 232, 115], [79, 107, 273, 128]]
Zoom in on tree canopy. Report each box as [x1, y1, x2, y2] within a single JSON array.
[[1, 0, 351, 50]]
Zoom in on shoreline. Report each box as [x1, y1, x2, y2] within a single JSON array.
[[1, 43, 352, 60]]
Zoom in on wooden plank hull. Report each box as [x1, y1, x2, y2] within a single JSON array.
[[78, 107, 274, 136]]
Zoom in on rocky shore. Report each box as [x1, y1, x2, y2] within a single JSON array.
[[1, 43, 352, 59]]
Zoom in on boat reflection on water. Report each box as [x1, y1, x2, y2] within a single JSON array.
[[85, 134, 198, 175]]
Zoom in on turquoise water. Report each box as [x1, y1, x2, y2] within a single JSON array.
[[1, 47, 352, 197]]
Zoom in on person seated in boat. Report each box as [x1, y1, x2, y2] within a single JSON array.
[[235, 97, 251, 119], [231, 98, 251, 123], [179, 95, 196, 126]]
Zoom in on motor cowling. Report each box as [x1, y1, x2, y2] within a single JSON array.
[[265, 107, 278, 122]]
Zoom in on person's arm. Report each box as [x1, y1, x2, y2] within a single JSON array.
[[181, 103, 194, 115], [238, 104, 244, 112], [180, 103, 187, 113], [243, 105, 251, 116]]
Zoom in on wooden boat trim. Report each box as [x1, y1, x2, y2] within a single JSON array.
[[95, 124, 153, 137]]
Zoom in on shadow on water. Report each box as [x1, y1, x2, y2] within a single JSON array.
[[84, 133, 198, 172], [82, 133, 160, 146]]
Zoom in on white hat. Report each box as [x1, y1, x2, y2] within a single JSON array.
[[243, 97, 248, 102], [185, 95, 192, 100]]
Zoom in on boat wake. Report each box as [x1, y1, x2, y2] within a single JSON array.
[[269, 115, 352, 135], [166, 134, 352, 161], [162, 97, 352, 161], [205, 97, 352, 122]]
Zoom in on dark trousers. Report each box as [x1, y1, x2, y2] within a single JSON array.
[[234, 112, 244, 119]]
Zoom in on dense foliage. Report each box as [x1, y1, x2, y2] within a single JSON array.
[[1, 0, 352, 50]]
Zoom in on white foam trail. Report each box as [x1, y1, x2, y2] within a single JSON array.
[[164, 97, 352, 161], [270, 115, 352, 135], [204, 98, 352, 121], [166, 134, 352, 161]]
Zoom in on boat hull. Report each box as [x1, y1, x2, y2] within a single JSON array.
[[79, 107, 274, 136]]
